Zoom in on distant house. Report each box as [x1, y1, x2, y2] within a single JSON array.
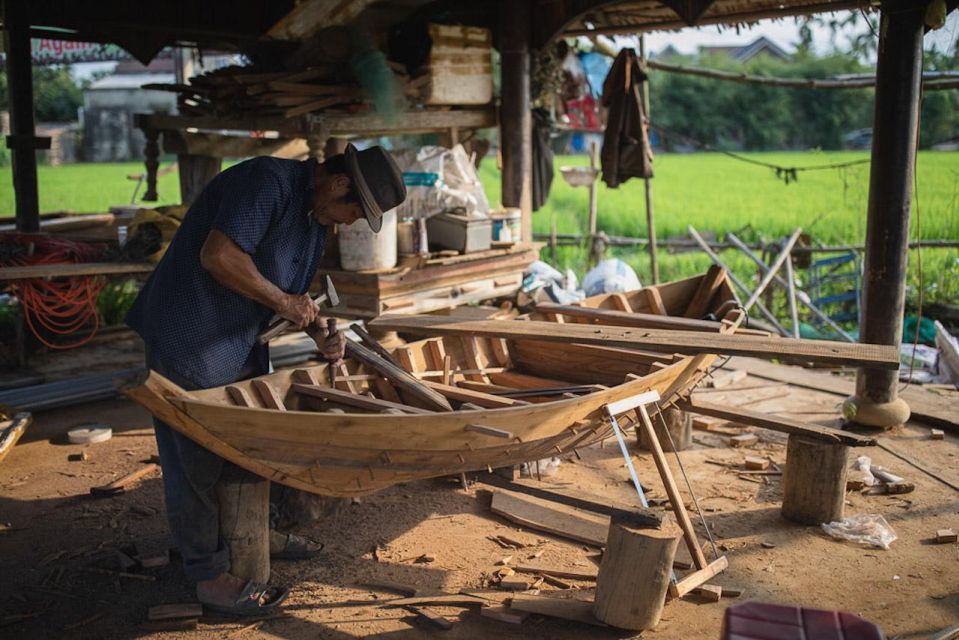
[[82, 56, 176, 162], [699, 36, 790, 63]]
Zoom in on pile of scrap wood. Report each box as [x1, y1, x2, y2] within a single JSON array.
[[146, 62, 436, 119]]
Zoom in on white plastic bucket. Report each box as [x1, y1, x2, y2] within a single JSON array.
[[338, 209, 397, 271]]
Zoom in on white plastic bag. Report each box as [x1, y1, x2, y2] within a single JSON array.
[[850, 456, 876, 487], [582, 259, 642, 297], [821, 514, 897, 550], [394, 145, 489, 219]]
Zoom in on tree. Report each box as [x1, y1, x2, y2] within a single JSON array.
[[0, 64, 82, 122]]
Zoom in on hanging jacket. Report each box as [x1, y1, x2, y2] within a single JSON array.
[[601, 48, 653, 187], [531, 108, 555, 211]]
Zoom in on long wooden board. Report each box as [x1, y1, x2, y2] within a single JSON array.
[[679, 397, 877, 447], [480, 475, 656, 523], [508, 595, 607, 627], [344, 340, 453, 412], [728, 357, 959, 431], [369, 316, 900, 369], [489, 490, 611, 547], [535, 302, 731, 333], [0, 262, 153, 281], [292, 384, 432, 414]]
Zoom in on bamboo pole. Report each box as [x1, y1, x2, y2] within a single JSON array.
[[644, 59, 959, 91], [639, 36, 658, 284]]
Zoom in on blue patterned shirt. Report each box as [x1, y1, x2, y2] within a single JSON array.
[[126, 157, 327, 388]]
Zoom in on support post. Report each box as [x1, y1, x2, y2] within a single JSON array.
[[178, 154, 222, 205], [781, 435, 848, 525], [844, 0, 923, 428], [215, 464, 270, 584], [639, 35, 658, 284], [593, 515, 681, 630], [3, 0, 41, 232], [499, 0, 533, 242], [638, 407, 691, 452], [142, 129, 160, 202]]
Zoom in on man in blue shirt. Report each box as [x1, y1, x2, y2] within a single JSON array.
[[127, 144, 405, 615]]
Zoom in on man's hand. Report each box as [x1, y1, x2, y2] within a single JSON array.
[[276, 293, 318, 330], [309, 319, 346, 364]]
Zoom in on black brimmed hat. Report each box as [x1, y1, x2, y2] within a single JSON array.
[[344, 144, 406, 232]]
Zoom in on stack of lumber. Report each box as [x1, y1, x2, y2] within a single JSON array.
[[144, 62, 424, 120]]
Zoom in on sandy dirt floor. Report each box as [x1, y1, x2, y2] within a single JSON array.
[[1, 374, 958, 639]]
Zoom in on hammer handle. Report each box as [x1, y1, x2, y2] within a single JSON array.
[[257, 293, 328, 345]]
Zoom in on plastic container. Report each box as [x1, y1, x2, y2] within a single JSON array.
[[490, 208, 521, 243], [338, 209, 397, 271]]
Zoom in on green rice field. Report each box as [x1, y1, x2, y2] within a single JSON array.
[[2, 150, 957, 310]]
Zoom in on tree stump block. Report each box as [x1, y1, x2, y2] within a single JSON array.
[[593, 515, 682, 630], [782, 434, 849, 525], [638, 407, 692, 452], [215, 463, 270, 583]]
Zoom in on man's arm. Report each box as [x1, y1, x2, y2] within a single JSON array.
[[200, 229, 317, 329]]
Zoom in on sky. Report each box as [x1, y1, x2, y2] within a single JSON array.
[[637, 9, 959, 60]]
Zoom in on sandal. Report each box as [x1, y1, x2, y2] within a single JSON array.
[[270, 532, 325, 560], [201, 580, 289, 617]]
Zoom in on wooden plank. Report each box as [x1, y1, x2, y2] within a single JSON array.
[[251, 379, 286, 411], [461, 337, 490, 383], [0, 412, 32, 465], [489, 371, 572, 389], [345, 339, 453, 411], [421, 380, 529, 408], [729, 356, 959, 431], [0, 262, 153, 281], [369, 316, 900, 369], [489, 490, 610, 547], [668, 556, 729, 599], [464, 423, 514, 438], [685, 265, 727, 319], [643, 287, 668, 315], [226, 385, 256, 407], [292, 384, 432, 414], [536, 303, 730, 333], [90, 463, 160, 497], [512, 565, 598, 580], [479, 475, 656, 523], [608, 293, 633, 312], [508, 595, 607, 627], [679, 397, 876, 446], [508, 340, 676, 387]]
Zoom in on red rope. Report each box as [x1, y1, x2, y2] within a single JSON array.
[[1, 234, 109, 349]]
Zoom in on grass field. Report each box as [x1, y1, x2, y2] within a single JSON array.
[[2, 151, 957, 309], [479, 151, 959, 308]]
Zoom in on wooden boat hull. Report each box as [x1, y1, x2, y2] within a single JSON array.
[[124, 272, 738, 497]]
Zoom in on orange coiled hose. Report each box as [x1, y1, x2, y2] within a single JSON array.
[[1, 234, 110, 350]]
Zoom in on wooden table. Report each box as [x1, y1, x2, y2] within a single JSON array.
[[314, 243, 541, 319]]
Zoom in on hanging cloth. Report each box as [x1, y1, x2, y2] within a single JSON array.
[[600, 48, 653, 187], [531, 107, 555, 211]]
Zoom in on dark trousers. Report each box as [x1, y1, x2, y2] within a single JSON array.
[[147, 350, 265, 583]]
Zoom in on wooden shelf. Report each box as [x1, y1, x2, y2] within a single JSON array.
[[0, 262, 154, 282], [134, 107, 496, 140]]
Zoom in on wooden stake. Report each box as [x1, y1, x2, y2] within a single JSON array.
[[593, 516, 681, 630]]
